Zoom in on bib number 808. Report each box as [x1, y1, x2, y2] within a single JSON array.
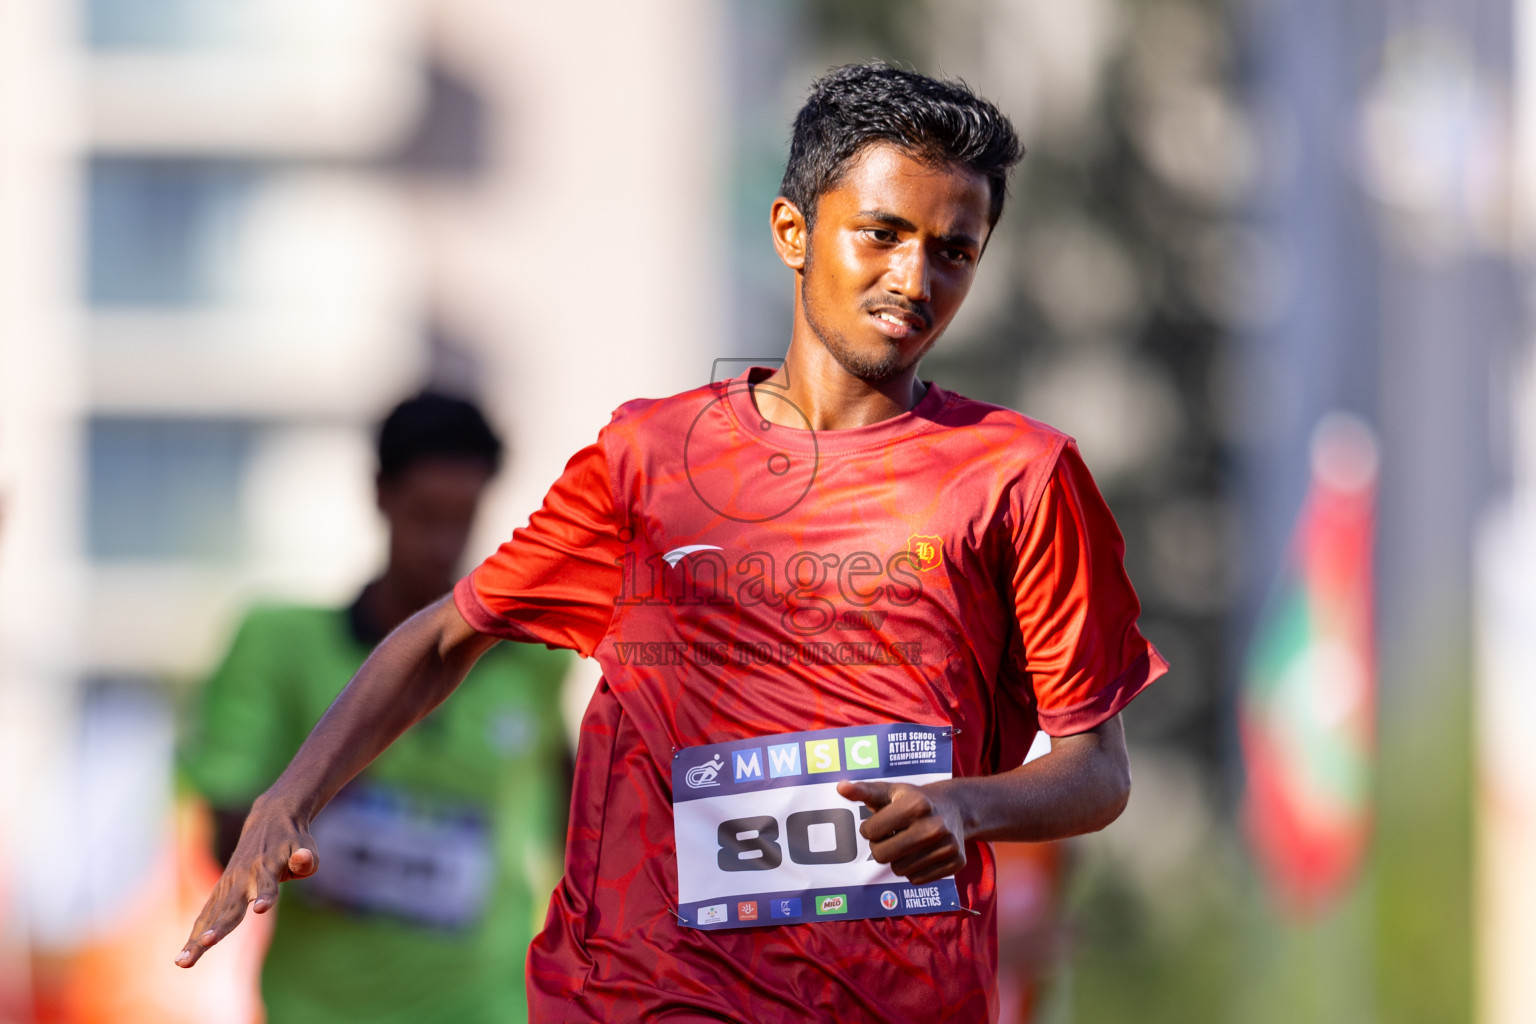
[[717, 809, 871, 872]]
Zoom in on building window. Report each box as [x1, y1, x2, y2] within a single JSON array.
[[87, 418, 255, 561], [84, 0, 254, 50], [85, 158, 258, 308]]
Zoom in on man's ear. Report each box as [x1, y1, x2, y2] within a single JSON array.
[[770, 197, 808, 271]]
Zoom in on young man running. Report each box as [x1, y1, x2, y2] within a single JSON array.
[[178, 63, 1167, 1022]]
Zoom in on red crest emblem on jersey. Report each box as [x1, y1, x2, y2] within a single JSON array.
[[908, 534, 944, 572]]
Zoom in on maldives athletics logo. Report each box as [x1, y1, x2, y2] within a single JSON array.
[[907, 534, 943, 572], [879, 890, 899, 910]]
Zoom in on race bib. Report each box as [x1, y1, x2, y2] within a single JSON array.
[[671, 723, 962, 930], [302, 783, 493, 930]]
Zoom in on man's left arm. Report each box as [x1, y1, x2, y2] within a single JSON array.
[[838, 714, 1129, 885], [845, 440, 1165, 886]]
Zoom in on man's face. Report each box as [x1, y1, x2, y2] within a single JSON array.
[[797, 143, 992, 384], [377, 457, 493, 601]]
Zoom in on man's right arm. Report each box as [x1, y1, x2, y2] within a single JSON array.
[[175, 594, 496, 967]]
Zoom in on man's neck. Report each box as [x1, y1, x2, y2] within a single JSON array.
[[756, 336, 927, 432]]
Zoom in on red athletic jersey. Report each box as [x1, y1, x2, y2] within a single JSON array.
[[455, 369, 1166, 1022]]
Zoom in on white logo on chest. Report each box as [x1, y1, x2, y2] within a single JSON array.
[[662, 544, 724, 567]]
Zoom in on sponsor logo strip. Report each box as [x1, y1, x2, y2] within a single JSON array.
[[678, 881, 960, 930]]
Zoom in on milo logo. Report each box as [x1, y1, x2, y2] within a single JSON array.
[[815, 894, 848, 916]]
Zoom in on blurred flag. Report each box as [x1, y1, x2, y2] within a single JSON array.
[[1240, 412, 1379, 917]]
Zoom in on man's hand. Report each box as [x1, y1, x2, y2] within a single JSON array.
[[174, 800, 319, 967], [838, 779, 968, 885], [171, 596, 494, 969], [836, 716, 1133, 887], [841, 712, 1130, 884]]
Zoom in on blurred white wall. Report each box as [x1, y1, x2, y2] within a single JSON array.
[[0, 0, 727, 988], [0, 0, 81, 997]]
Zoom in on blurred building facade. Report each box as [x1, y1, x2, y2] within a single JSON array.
[[0, 1, 721, 1019]]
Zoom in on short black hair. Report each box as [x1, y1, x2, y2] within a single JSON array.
[[376, 391, 503, 481], [780, 62, 1024, 230]]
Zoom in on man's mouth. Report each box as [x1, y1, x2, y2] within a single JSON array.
[[868, 306, 930, 339]]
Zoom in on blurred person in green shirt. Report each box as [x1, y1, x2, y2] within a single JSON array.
[[181, 392, 571, 1024]]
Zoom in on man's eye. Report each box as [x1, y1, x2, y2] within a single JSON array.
[[865, 228, 898, 243], [940, 248, 972, 265]]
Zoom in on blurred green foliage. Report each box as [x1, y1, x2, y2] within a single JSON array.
[[1371, 659, 1472, 1024]]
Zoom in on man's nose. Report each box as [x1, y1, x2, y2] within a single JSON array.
[[887, 244, 931, 303]]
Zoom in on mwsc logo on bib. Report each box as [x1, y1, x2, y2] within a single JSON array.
[[718, 733, 882, 786]]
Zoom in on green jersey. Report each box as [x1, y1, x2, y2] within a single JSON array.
[[181, 600, 570, 1024]]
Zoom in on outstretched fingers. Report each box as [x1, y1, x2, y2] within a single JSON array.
[[175, 837, 317, 966], [176, 877, 255, 967], [250, 860, 284, 916]]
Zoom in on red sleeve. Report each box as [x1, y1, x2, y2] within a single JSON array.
[[454, 434, 624, 656], [1008, 441, 1167, 736]]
